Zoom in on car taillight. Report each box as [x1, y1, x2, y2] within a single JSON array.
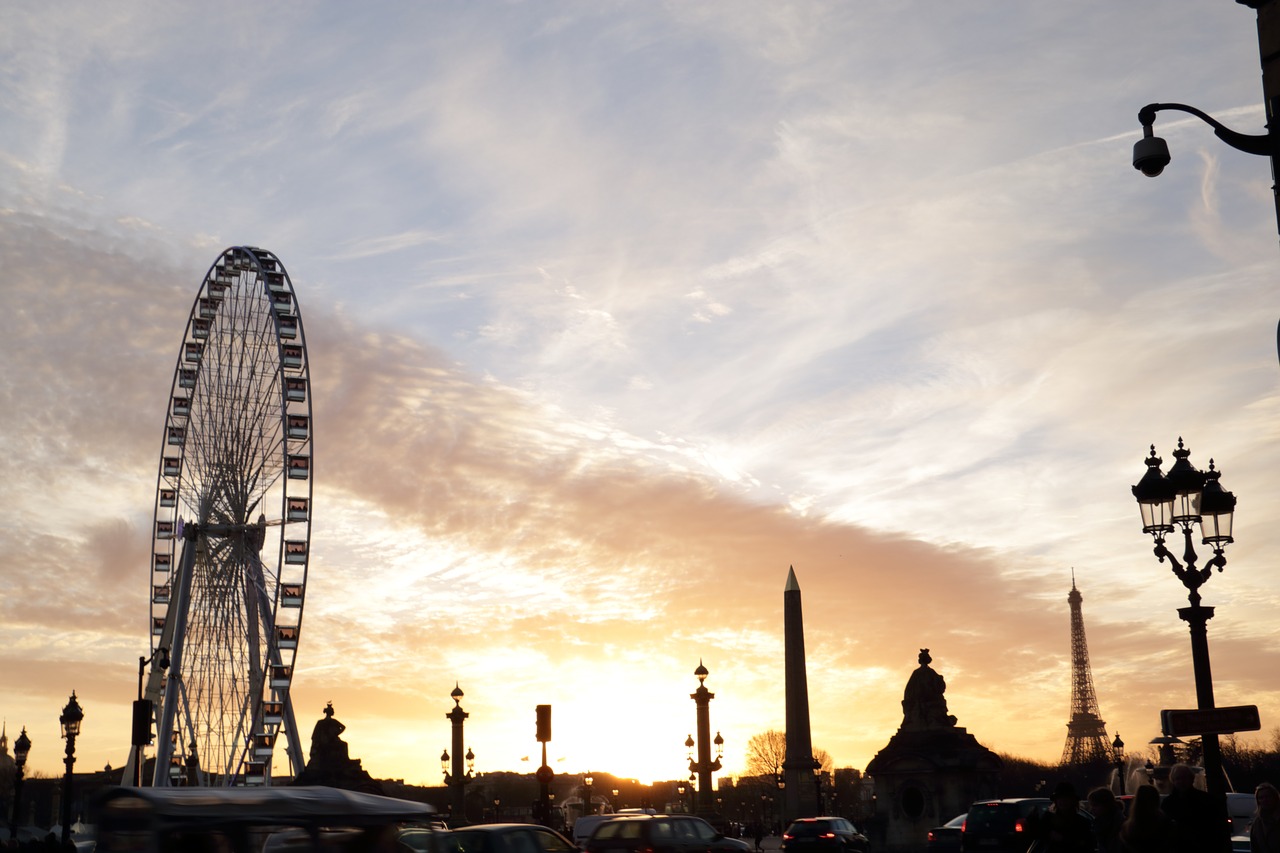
[[782, 835, 793, 841], [1014, 819, 1026, 833], [960, 818, 967, 832], [819, 833, 835, 839], [928, 832, 937, 842]]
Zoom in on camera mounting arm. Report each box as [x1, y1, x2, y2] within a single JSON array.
[[1137, 103, 1272, 157], [1134, 100, 1280, 250]]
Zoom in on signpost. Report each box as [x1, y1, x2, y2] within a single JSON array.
[[1160, 705, 1261, 738]]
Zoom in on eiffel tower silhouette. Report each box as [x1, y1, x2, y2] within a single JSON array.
[[1061, 572, 1113, 764]]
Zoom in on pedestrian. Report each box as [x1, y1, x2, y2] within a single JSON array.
[[1028, 781, 1093, 853], [1119, 784, 1176, 853], [1253, 782, 1280, 853], [1086, 786, 1123, 853], [752, 821, 764, 852], [1161, 763, 1224, 852]]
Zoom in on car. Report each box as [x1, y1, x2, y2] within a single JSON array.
[[574, 814, 631, 847], [446, 823, 580, 853], [926, 813, 966, 852], [1226, 791, 1256, 837], [585, 814, 750, 853], [779, 817, 869, 853], [959, 798, 1050, 852]]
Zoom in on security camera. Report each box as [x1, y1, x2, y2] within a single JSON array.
[[1133, 135, 1171, 177]]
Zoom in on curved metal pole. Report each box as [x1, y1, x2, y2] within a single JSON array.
[[1138, 102, 1272, 156]]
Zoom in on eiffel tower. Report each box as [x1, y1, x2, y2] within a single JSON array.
[[1061, 573, 1113, 764]]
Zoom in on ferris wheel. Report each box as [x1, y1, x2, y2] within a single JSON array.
[[132, 246, 313, 787]]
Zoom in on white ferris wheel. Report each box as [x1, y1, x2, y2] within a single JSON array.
[[127, 246, 313, 786]]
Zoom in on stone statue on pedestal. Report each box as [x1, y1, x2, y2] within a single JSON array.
[[867, 649, 1001, 852], [291, 702, 382, 793]]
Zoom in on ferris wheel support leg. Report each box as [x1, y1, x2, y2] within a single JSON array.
[[282, 696, 305, 777], [250, 567, 306, 778], [154, 528, 199, 785]]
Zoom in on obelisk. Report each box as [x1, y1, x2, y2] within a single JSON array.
[[783, 566, 820, 821]]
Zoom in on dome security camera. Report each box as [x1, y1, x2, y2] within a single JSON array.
[[1133, 135, 1171, 177]]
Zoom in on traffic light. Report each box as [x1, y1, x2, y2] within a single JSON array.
[[131, 699, 154, 746], [536, 704, 551, 742]]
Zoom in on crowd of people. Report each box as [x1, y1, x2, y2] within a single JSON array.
[[1028, 763, 1280, 853]]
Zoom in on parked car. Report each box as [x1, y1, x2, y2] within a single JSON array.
[[1226, 791, 1257, 837], [585, 814, 750, 853], [959, 798, 1050, 852], [926, 813, 966, 852], [447, 823, 579, 853], [779, 817, 869, 853]]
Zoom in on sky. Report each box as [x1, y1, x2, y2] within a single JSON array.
[[2, 1, 1280, 790]]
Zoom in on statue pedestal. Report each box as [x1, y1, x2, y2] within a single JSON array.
[[865, 653, 1001, 852]]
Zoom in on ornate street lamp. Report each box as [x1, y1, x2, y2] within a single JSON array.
[[443, 683, 474, 825], [687, 661, 723, 816], [1112, 734, 1126, 796], [1131, 440, 1236, 827], [59, 691, 84, 846], [581, 772, 594, 820], [812, 767, 829, 815], [9, 728, 30, 839], [677, 782, 687, 814]]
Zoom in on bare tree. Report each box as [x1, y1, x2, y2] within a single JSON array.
[[746, 730, 787, 779], [746, 730, 834, 778]]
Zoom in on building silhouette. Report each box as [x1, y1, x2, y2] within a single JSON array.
[[1061, 573, 1112, 764]]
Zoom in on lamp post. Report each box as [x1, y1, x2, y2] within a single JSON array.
[[443, 683, 474, 825], [59, 691, 84, 846], [812, 768, 828, 815], [9, 728, 29, 840], [1131, 2, 1280, 245], [687, 661, 724, 817], [677, 782, 687, 814], [583, 773, 594, 820], [1113, 734, 1126, 795], [1131, 439, 1236, 845]]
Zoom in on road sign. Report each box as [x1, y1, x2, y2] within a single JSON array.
[[1161, 705, 1261, 737]]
